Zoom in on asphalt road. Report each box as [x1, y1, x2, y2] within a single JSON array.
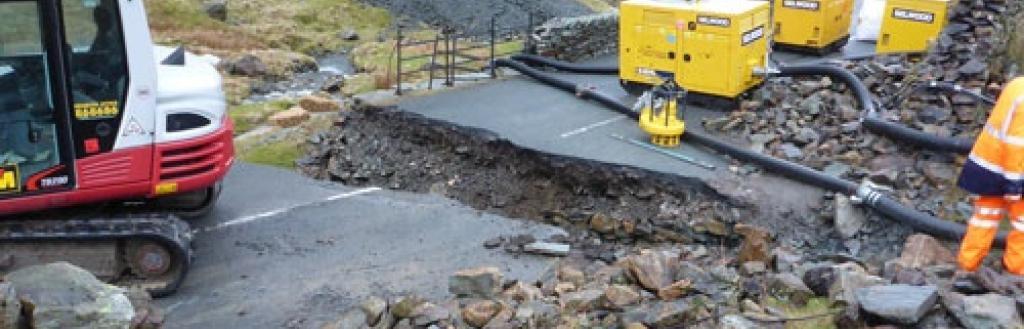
[[157, 163, 564, 328], [399, 41, 875, 183]]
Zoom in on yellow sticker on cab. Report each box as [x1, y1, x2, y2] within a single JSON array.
[[0, 164, 20, 194], [74, 101, 120, 120]]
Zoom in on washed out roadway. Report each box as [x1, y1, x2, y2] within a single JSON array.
[[157, 163, 564, 328]]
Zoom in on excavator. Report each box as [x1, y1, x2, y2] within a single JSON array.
[[0, 0, 234, 296]]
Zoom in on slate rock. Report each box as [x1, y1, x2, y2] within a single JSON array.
[[450, 267, 503, 298], [944, 293, 1023, 329], [767, 273, 815, 306], [855, 285, 938, 325]]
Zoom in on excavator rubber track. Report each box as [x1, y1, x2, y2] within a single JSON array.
[[0, 213, 192, 298]]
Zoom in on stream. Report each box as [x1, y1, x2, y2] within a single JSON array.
[[246, 51, 356, 103]]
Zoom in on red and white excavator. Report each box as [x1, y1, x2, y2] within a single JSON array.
[[0, 0, 234, 296]]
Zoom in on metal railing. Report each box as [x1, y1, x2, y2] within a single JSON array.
[[394, 14, 537, 95]]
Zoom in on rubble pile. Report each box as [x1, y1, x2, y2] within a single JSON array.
[[705, 0, 1024, 227], [301, 106, 756, 259], [330, 233, 1024, 329]]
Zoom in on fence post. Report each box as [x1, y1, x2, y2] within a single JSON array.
[[428, 35, 439, 90], [446, 28, 454, 86], [490, 16, 497, 78], [526, 12, 533, 54], [395, 25, 403, 96]]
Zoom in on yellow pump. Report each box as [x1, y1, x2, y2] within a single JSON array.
[[877, 0, 954, 54], [770, 0, 855, 54], [619, 0, 770, 100], [638, 80, 686, 147]]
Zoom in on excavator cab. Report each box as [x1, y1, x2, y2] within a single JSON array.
[[0, 0, 234, 297], [0, 0, 128, 199]]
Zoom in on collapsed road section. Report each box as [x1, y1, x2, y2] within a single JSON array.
[[300, 107, 751, 249]]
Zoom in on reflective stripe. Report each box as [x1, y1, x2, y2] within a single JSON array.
[[985, 125, 1024, 147], [999, 96, 1024, 138], [1013, 220, 1024, 232], [968, 217, 1001, 228], [969, 154, 1024, 180], [976, 207, 1005, 216]]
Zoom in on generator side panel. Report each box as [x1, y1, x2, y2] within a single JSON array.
[[619, 3, 682, 87], [734, 6, 770, 97], [774, 0, 852, 48], [822, 0, 854, 45], [773, 0, 825, 46], [877, 0, 951, 53]]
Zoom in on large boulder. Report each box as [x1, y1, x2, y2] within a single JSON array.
[[6, 262, 133, 329]]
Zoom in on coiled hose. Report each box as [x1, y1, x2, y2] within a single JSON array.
[[494, 58, 1007, 246]]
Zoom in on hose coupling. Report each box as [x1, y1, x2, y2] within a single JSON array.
[[852, 180, 888, 206], [753, 66, 780, 77]]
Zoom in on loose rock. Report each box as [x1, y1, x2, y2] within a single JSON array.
[[855, 284, 938, 325], [450, 267, 503, 298], [944, 293, 1023, 329]]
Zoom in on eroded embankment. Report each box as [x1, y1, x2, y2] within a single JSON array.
[[299, 107, 747, 245]]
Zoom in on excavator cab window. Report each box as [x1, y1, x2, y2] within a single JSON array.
[[63, 0, 128, 104], [0, 0, 64, 195], [61, 0, 129, 158]]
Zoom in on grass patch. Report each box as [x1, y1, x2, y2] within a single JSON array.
[[146, 0, 391, 56], [763, 297, 839, 329], [226, 0, 391, 55], [237, 139, 305, 169], [577, 0, 616, 12], [229, 99, 295, 135], [235, 112, 336, 169]]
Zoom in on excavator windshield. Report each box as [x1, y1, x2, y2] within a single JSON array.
[[0, 0, 62, 195], [0, 0, 127, 196]]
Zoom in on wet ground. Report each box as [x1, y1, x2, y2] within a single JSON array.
[[157, 163, 565, 328]]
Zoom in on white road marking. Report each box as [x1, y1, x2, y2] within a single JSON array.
[[560, 117, 625, 138], [202, 187, 382, 233]]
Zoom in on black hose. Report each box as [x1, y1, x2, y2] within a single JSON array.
[[508, 55, 978, 155], [509, 54, 619, 75], [495, 58, 1004, 246], [909, 81, 997, 105], [770, 65, 976, 155], [862, 117, 975, 154], [774, 65, 879, 115]]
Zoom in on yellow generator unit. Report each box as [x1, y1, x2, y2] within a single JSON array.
[[619, 0, 770, 100], [877, 0, 952, 54], [771, 0, 855, 54]]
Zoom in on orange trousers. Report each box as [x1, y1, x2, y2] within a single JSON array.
[[958, 196, 1024, 275]]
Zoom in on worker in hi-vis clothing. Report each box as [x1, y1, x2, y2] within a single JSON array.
[[956, 77, 1024, 275]]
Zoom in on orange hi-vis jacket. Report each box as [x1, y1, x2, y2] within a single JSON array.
[[958, 78, 1024, 198]]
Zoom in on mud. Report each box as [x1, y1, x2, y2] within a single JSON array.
[[299, 106, 910, 263]]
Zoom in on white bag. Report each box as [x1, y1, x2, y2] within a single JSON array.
[[852, 0, 886, 41]]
